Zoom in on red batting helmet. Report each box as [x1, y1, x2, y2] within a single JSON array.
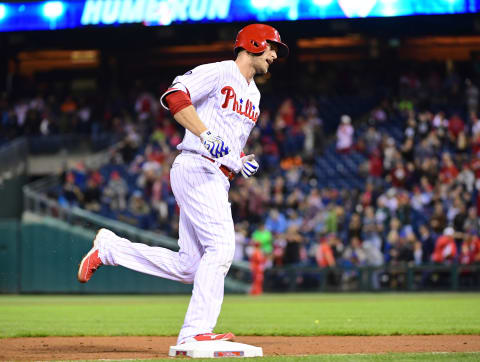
[[234, 24, 289, 58]]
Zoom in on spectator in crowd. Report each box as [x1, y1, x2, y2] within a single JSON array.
[[119, 134, 140, 164], [234, 222, 248, 262], [457, 163, 475, 193], [460, 231, 480, 265], [430, 202, 447, 235], [76, 98, 92, 134], [128, 190, 150, 217], [447, 113, 465, 145], [282, 225, 305, 266], [464, 206, 480, 235], [61, 172, 83, 206], [249, 241, 267, 295], [432, 227, 457, 264], [348, 213, 362, 240], [465, 79, 479, 114], [389, 230, 414, 266], [364, 126, 382, 155], [453, 201, 468, 248], [362, 206, 382, 248], [439, 153, 459, 186], [367, 149, 383, 186], [102, 171, 128, 211], [315, 234, 336, 268], [418, 224, 435, 264], [302, 105, 324, 161], [265, 209, 288, 235], [471, 112, 480, 138], [251, 222, 273, 256], [369, 105, 387, 125], [324, 204, 338, 234], [342, 236, 366, 267], [336, 114, 354, 154], [82, 176, 101, 212]]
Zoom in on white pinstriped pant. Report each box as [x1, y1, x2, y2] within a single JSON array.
[[97, 152, 235, 344]]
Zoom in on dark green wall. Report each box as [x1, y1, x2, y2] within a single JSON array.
[[0, 174, 27, 218], [1, 219, 192, 294], [0, 220, 19, 293], [20, 221, 192, 293]]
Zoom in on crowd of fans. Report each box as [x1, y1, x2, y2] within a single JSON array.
[[0, 80, 172, 150], [9, 60, 480, 289], [0, 91, 97, 141]]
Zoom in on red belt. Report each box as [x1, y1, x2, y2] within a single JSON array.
[[202, 155, 235, 181]]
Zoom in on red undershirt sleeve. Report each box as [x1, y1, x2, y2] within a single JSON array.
[[164, 90, 192, 115]]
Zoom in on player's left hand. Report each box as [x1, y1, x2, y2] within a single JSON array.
[[200, 130, 230, 158], [240, 154, 259, 178]]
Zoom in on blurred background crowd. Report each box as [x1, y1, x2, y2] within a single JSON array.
[[5, 60, 477, 275]]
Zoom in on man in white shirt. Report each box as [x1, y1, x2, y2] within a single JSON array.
[[336, 114, 354, 153]]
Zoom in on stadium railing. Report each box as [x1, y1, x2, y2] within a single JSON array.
[[0, 137, 28, 176], [23, 175, 178, 249]]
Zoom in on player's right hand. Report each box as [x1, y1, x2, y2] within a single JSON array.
[[200, 130, 230, 158], [240, 154, 259, 178]]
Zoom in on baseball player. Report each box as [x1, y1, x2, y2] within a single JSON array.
[[77, 24, 288, 345]]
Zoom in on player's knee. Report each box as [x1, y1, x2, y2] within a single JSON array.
[[178, 261, 200, 284], [217, 242, 235, 276], [180, 273, 195, 284]]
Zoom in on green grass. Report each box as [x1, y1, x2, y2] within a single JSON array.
[[0, 293, 479, 338], [60, 353, 480, 361]]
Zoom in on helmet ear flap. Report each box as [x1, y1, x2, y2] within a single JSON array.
[[249, 39, 267, 53]]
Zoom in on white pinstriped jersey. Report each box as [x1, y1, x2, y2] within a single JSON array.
[[160, 60, 260, 173]]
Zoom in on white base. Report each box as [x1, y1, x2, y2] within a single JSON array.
[[169, 341, 263, 358]]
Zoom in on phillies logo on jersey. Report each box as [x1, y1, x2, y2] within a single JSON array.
[[221, 86, 259, 123]]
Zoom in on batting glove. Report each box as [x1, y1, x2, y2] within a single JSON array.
[[241, 154, 259, 178], [200, 130, 230, 158]]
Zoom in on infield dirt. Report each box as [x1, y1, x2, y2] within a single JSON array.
[[1, 335, 479, 360]]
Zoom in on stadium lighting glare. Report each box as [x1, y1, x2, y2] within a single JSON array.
[[313, 0, 334, 6], [270, 0, 290, 11], [251, 0, 292, 11], [0, 0, 477, 32], [157, 2, 173, 26], [0, 4, 6, 21], [250, 0, 269, 9], [43, 1, 64, 19], [380, 0, 397, 16]]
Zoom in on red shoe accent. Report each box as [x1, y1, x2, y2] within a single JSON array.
[[77, 248, 102, 283], [192, 332, 235, 342]]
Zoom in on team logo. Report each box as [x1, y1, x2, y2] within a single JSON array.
[[220, 86, 258, 123]]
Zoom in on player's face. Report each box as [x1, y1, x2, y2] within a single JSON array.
[[254, 42, 278, 74]]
